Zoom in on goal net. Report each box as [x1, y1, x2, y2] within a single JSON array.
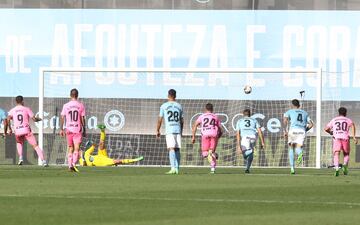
[[38, 68, 341, 168]]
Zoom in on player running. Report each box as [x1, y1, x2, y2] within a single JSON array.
[[0, 107, 9, 137], [80, 124, 144, 167], [236, 109, 265, 173], [7, 96, 47, 166], [324, 107, 357, 176], [60, 88, 86, 172], [156, 89, 183, 175], [283, 99, 313, 174], [192, 103, 222, 174]]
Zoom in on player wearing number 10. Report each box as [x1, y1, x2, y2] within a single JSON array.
[[283, 99, 313, 174], [7, 96, 47, 166], [60, 89, 86, 172], [156, 89, 183, 175], [324, 107, 357, 176]]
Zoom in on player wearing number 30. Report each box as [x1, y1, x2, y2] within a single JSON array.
[[324, 107, 357, 176], [283, 99, 313, 175], [60, 89, 86, 172], [156, 89, 183, 175], [7, 96, 47, 166]]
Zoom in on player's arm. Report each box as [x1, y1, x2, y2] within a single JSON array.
[[156, 117, 163, 138], [324, 124, 333, 135], [351, 123, 358, 144], [257, 127, 265, 148], [306, 119, 314, 132], [180, 116, 184, 136], [31, 115, 42, 122], [283, 116, 289, 137], [236, 130, 242, 153], [81, 115, 86, 137], [6, 115, 12, 135], [59, 115, 65, 136], [191, 121, 200, 144]]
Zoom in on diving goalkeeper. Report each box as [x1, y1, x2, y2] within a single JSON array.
[[80, 124, 143, 166]]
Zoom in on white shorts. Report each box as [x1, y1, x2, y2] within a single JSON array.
[[288, 129, 306, 145], [166, 134, 181, 149], [240, 135, 257, 151]]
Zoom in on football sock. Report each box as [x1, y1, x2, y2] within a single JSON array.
[[100, 130, 106, 142], [72, 151, 79, 165], [210, 150, 216, 168], [333, 152, 339, 170], [343, 153, 350, 165], [169, 150, 176, 169], [17, 143, 23, 159], [174, 149, 180, 169], [295, 147, 302, 156], [67, 153, 73, 168], [34, 146, 45, 161], [246, 152, 253, 170], [289, 148, 294, 168]]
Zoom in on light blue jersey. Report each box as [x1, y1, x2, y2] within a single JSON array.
[[236, 117, 260, 136], [284, 109, 311, 131], [0, 108, 7, 125], [159, 101, 183, 134]]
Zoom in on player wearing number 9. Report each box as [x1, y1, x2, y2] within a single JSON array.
[[283, 99, 313, 175], [60, 88, 86, 172], [7, 95, 47, 166], [156, 89, 183, 175], [324, 107, 358, 176]]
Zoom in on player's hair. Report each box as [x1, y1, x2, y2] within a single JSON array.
[[291, 99, 300, 108], [15, 95, 23, 104], [338, 107, 347, 116], [205, 103, 213, 112], [70, 88, 79, 98], [243, 109, 251, 116], [168, 89, 176, 98]]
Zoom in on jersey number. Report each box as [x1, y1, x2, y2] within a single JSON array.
[[297, 114, 303, 123], [244, 119, 251, 127], [167, 111, 180, 122], [335, 121, 348, 131], [203, 118, 216, 127], [17, 114, 23, 124], [68, 110, 79, 122]]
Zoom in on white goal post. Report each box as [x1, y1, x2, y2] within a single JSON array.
[[38, 67, 322, 168]]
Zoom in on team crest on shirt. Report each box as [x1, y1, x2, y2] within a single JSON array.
[[104, 110, 125, 132]]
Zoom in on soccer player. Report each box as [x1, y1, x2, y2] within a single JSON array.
[[80, 124, 144, 167], [324, 107, 357, 176], [236, 109, 265, 173], [60, 88, 86, 172], [156, 89, 183, 174], [0, 107, 9, 137], [192, 103, 222, 174], [7, 96, 47, 166], [283, 99, 313, 174]]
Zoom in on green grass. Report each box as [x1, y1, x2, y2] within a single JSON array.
[[0, 166, 360, 225]]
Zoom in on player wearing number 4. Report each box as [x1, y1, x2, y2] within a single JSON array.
[[156, 89, 183, 175], [283, 99, 313, 175], [236, 109, 265, 173], [324, 107, 357, 176], [60, 88, 86, 172], [7, 96, 48, 166], [192, 103, 222, 174]]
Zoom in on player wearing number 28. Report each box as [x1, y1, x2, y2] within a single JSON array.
[[7, 95, 47, 166], [283, 99, 313, 174], [157, 89, 184, 175], [324, 107, 357, 176], [60, 89, 86, 172]]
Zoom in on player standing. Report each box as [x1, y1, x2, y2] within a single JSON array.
[[192, 103, 222, 174], [156, 89, 183, 175], [324, 107, 357, 176], [60, 88, 86, 172], [236, 109, 265, 173], [7, 96, 47, 166], [283, 99, 313, 174]]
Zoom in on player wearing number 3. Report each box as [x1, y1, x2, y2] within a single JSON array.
[[60, 89, 86, 172], [325, 107, 357, 176], [156, 89, 183, 175], [283, 99, 313, 175], [7, 95, 47, 166]]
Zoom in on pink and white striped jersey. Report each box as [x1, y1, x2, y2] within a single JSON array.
[[61, 100, 85, 133], [326, 116, 353, 140], [196, 113, 221, 137], [8, 105, 34, 136]]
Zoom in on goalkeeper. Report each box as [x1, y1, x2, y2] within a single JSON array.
[[80, 124, 143, 166]]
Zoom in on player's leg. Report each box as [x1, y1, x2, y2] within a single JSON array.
[[295, 131, 305, 166], [201, 136, 212, 173], [72, 133, 82, 172], [97, 124, 108, 157], [241, 136, 254, 173], [116, 156, 144, 165], [165, 134, 177, 174], [66, 132, 76, 171], [208, 137, 218, 174], [342, 140, 350, 175], [15, 135, 25, 165], [287, 130, 296, 174], [26, 132, 47, 166], [173, 134, 181, 174]]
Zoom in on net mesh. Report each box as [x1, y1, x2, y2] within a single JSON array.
[[41, 70, 342, 168]]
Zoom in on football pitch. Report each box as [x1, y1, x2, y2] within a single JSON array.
[[0, 166, 359, 225]]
